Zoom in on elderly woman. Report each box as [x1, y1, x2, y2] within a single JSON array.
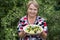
[[17, 0, 48, 40]]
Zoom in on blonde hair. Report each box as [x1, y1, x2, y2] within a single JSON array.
[[27, 0, 39, 9]]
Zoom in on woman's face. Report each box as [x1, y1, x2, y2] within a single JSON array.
[[27, 4, 38, 17]]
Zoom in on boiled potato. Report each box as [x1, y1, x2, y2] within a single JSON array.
[[29, 30, 34, 34]]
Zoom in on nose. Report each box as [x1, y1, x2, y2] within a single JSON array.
[[31, 10, 35, 13]]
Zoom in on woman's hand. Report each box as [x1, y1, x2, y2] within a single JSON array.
[[38, 31, 47, 39], [18, 30, 27, 38]]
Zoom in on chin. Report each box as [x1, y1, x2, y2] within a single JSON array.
[[30, 15, 36, 17]]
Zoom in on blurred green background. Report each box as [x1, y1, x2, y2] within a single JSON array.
[[0, 0, 60, 40]]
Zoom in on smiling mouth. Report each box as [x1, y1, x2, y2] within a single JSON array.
[[30, 13, 35, 14]]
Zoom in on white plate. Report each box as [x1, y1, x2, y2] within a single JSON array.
[[23, 24, 43, 35]]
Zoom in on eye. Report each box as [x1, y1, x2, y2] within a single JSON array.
[[34, 9, 37, 11], [29, 8, 32, 10]]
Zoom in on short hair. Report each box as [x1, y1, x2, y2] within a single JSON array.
[[27, 0, 39, 9]]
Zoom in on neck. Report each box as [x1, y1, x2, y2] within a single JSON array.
[[27, 15, 37, 24], [28, 15, 36, 19]]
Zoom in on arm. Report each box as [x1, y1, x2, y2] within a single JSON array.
[[38, 20, 48, 39], [17, 20, 26, 38], [41, 21, 48, 39]]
